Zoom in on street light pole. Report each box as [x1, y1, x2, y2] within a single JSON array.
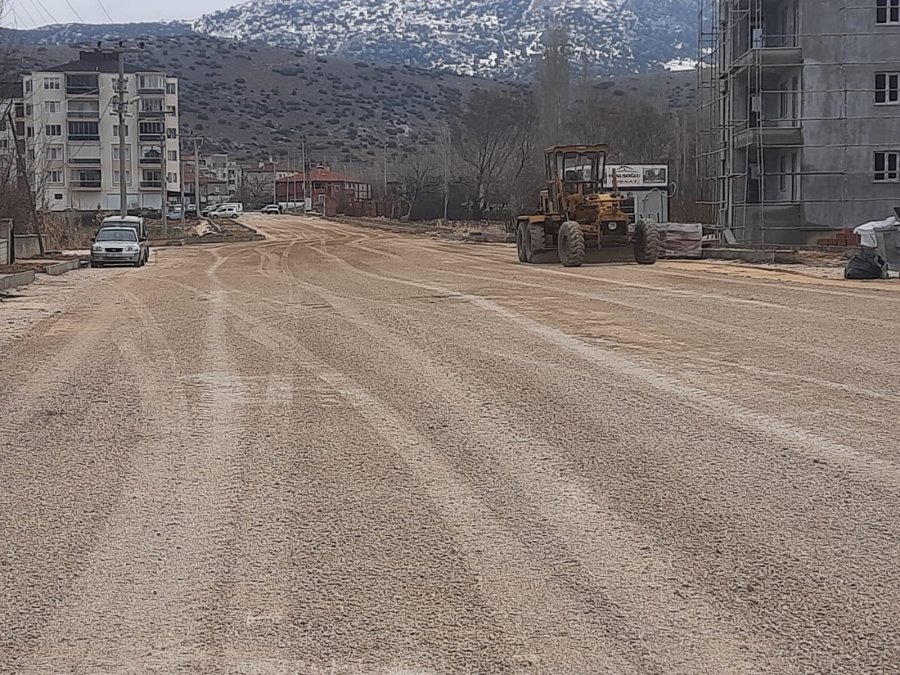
[[116, 49, 127, 216]]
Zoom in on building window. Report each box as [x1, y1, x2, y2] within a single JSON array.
[[25, 104, 33, 116], [877, 0, 900, 23], [26, 126, 34, 138], [47, 101, 60, 114], [875, 151, 900, 181], [54, 193, 63, 200], [0, 139, 8, 150], [67, 121, 99, 141], [779, 156, 787, 191], [166, 82, 176, 95], [876, 73, 900, 104], [48, 170, 63, 184], [166, 105, 176, 117], [46, 146, 64, 160], [138, 75, 165, 91], [25, 80, 32, 93], [167, 150, 178, 162], [113, 170, 132, 186], [167, 172, 178, 183], [43, 76, 61, 90], [113, 124, 129, 137], [112, 146, 132, 161], [45, 124, 62, 137], [166, 128, 177, 139]]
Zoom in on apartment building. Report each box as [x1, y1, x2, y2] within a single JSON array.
[[201, 153, 242, 198], [18, 49, 180, 212], [698, 0, 900, 244]]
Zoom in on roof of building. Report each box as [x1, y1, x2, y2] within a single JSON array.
[[277, 168, 365, 184], [245, 162, 291, 173], [38, 50, 162, 75]]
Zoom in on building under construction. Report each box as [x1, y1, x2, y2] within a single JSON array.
[[698, 0, 900, 244]]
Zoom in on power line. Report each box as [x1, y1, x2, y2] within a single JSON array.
[[15, 1, 39, 28], [30, 0, 58, 23], [61, 0, 84, 23], [95, 0, 113, 23]]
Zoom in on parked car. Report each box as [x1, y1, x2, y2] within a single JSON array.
[[167, 207, 183, 220], [261, 204, 282, 214], [211, 205, 241, 219], [90, 227, 148, 268], [100, 215, 148, 243], [127, 207, 161, 220]]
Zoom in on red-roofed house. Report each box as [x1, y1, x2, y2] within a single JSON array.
[[276, 168, 372, 211]]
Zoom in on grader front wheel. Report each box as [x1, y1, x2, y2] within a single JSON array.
[[634, 219, 661, 265], [558, 221, 586, 267]]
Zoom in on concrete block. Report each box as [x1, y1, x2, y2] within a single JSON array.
[[0, 270, 36, 291], [44, 259, 81, 276]]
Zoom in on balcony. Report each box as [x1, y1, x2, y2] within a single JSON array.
[[71, 179, 102, 189], [734, 125, 803, 149], [731, 46, 803, 72], [67, 110, 99, 120], [141, 180, 162, 189], [65, 76, 99, 96], [139, 155, 162, 166]]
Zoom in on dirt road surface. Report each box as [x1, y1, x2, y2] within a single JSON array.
[[3, 214, 900, 674]]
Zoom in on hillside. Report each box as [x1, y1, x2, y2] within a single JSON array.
[[6, 34, 695, 168], [4, 0, 698, 79]]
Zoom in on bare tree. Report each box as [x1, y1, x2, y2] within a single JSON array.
[[536, 28, 571, 148], [240, 171, 274, 206], [397, 148, 440, 220], [453, 88, 537, 219]]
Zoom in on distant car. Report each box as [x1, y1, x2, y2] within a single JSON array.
[[127, 207, 161, 220], [167, 208, 183, 220], [211, 205, 240, 219], [90, 227, 148, 268], [261, 204, 282, 214]]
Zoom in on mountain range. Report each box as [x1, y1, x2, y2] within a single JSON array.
[[3, 0, 697, 78]]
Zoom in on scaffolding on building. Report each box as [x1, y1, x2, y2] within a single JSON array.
[[696, 0, 899, 245]]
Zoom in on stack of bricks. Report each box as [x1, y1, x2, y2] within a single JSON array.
[[817, 227, 860, 248]]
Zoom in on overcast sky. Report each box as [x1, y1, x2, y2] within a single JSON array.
[[4, 0, 230, 27]]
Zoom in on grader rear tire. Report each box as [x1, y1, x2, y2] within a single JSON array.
[[634, 219, 661, 265], [516, 222, 528, 262], [558, 221, 586, 268], [526, 223, 545, 263]]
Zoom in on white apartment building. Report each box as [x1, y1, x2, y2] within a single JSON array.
[[19, 49, 180, 212]]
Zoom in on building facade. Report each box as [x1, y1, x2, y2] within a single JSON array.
[[699, 0, 900, 244], [18, 49, 180, 212]]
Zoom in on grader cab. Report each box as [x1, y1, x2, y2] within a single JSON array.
[[515, 144, 661, 267]]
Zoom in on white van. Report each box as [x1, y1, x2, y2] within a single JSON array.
[[214, 202, 243, 214]]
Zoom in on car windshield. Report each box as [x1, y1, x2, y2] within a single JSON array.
[[97, 229, 137, 242]]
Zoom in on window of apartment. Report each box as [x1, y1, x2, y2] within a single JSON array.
[[167, 171, 178, 183], [875, 151, 899, 181], [26, 126, 34, 138], [167, 128, 177, 139], [25, 80, 32, 93], [113, 170, 132, 186], [167, 149, 178, 162], [779, 156, 787, 191], [166, 105, 176, 117], [47, 101, 60, 114], [48, 170, 63, 184], [67, 121, 99, 140], [25, 104, 33, 116], [138, 75, 165, 91], [877, 0, 900, 24], [141, 98, 165, 113], [166, 82, 176, 95], [112, 146, 132, 161], [113, 124, 129, 137], [43, 76, 61, 90], [0, 139, 8, 150], [138, 120, 163, 137], [46, 146, 64, 161], [45, 124, 61, 137], [875, 73, 900, 104], [779, 81, 789, 118]]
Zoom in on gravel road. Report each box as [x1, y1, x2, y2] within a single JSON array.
[[3, 214, 900, 674]]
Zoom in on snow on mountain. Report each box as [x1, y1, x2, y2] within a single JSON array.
[[193, 0, 697, 78]]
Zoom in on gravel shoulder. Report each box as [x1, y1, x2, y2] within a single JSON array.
[[2, 214, 900, 674]]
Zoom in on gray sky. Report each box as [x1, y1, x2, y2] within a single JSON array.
[[4, 0, 229, 27]]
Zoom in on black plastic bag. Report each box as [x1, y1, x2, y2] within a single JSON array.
[[845, 248, 888, 279]]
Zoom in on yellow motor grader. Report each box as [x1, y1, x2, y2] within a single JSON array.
[[515, 144, 661, 267]]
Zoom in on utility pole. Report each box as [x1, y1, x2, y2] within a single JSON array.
[[383, 143, 388, 202], [116, 49, 128, 217], [178, 136, 185, 230], [160, 126, 167, 239]]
